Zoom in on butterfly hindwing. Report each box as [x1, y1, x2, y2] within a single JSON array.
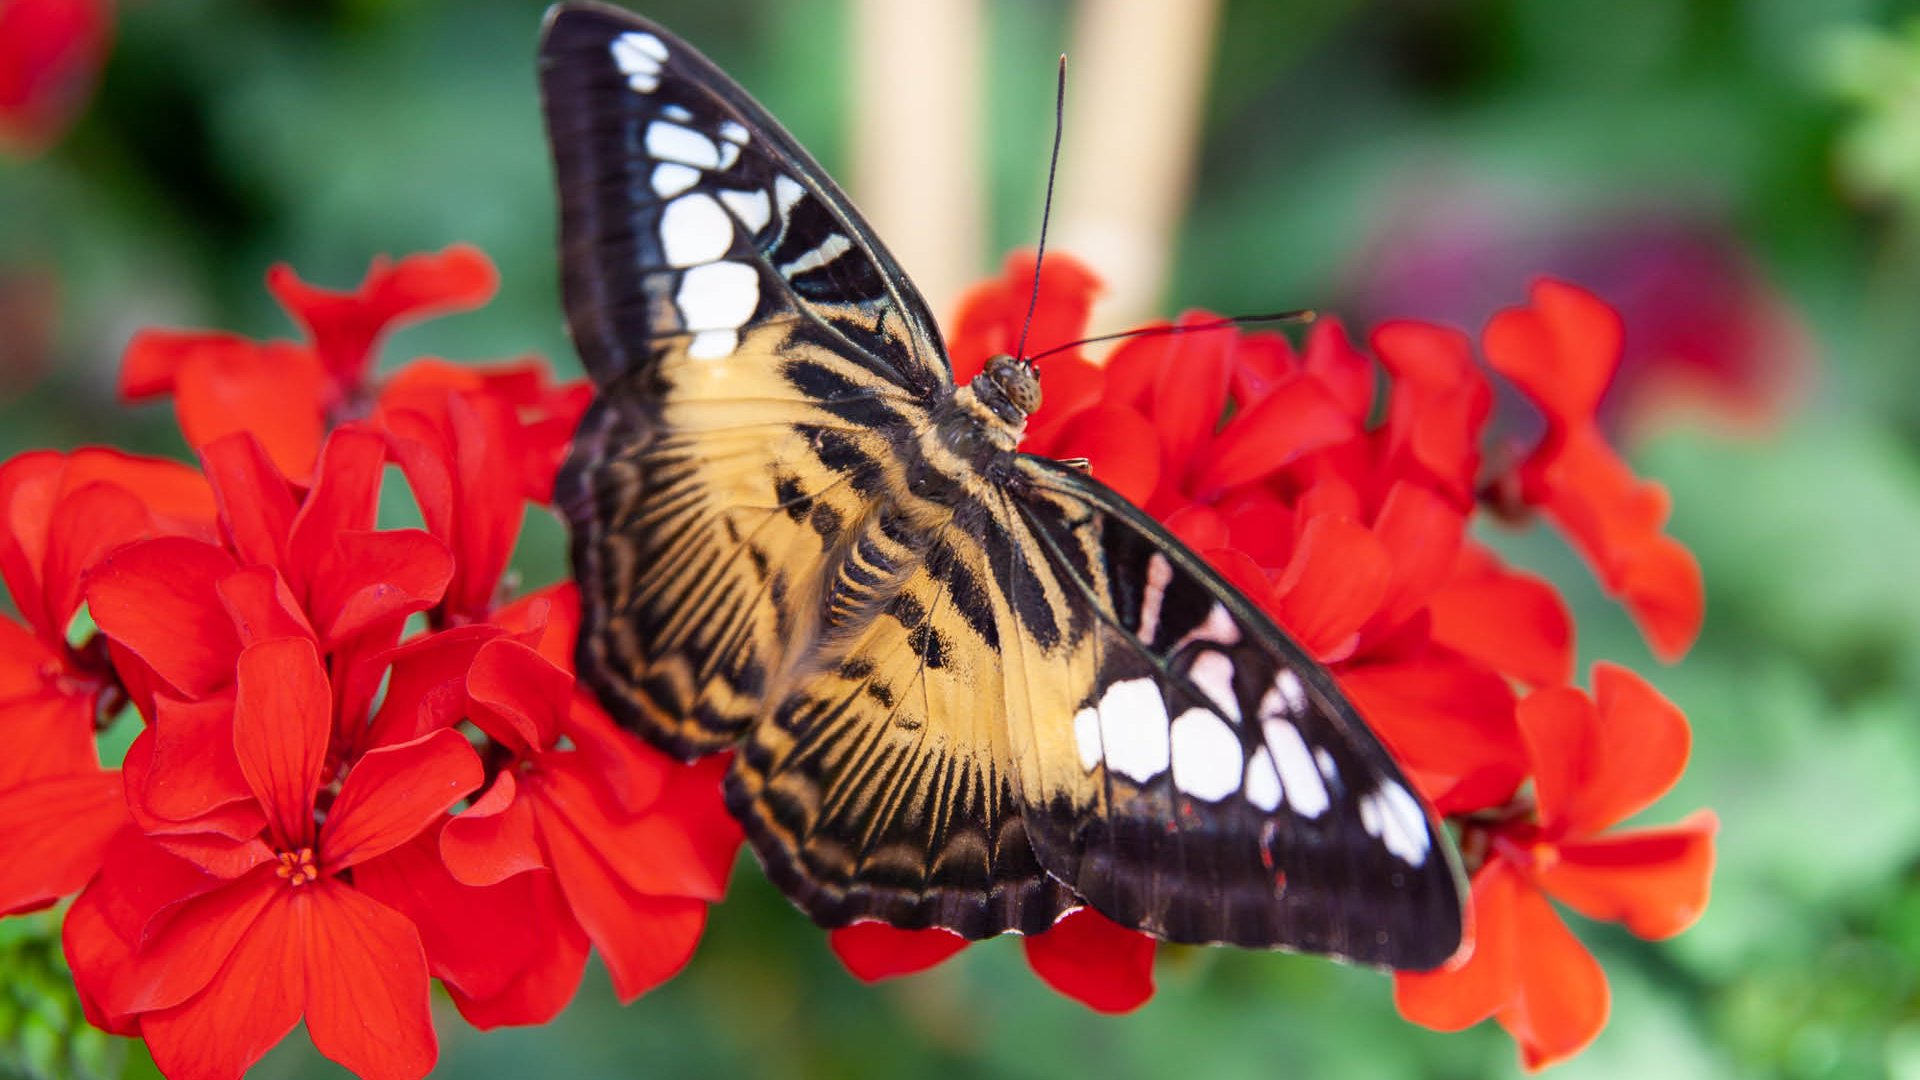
[[725, 513, 1080, 937], [1000, 457, 1466, 967]]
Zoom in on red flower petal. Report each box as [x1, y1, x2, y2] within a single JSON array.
[[353, 828, 563, 1007], [467, 638, 571, 754], [830, 922, 968, 982], [267, 245, 498, 393], [1047, 405, 1163, 506], [1272, 515, 1390, 661], [141, 694, 252, 823], [214, 566, 315, 648], [319, 728, 482, 873], [535, 753, 737, 901], [1022, 356, 1106, 454], [1372, 321, 1490, 503], [947, 250, 1101, 375], [199, 433, 298, 572], [444, 894, 589, 1030], [534, 793, 709, 1002], [1395, 859, 1518, 1032], [1301, 318, 1375, 422], [0, 768, 124, 915], [114, 867, 280, 1015], [233, 638, 331, 850], [298, 883, 439, 1080], [304, 529, 454, 647], [174, 339, 329, 482], [1498, 873, 1611, 1071], [1520, 664, 1690, 838], [1022, 908, 1156, 1014], [1540, 811, 1717, 940], [139, 879, 301, 1080], [1225, 329, 1297, 406], [363, 623, 506, 749], [558, 694, 673, 816], [85, 536, 240, 699], [1189, 372, 1357, 496], [1426, 545, 1574, 689], [1483, 279, 1621, 428], [440, 772, 546, 887], [285, 426, 388, 587], [1367, 481, 1466, 635], [1339, 657, 1526, 814], [62, 877, 140, 1035], [1152, 315, 1234, 476]]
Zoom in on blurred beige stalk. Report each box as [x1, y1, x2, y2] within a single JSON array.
[[850, 0, 985, 323], [1056, 0, 1220, 330], [850, 0, 1220, 336]]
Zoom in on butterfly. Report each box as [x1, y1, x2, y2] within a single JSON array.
[[541, 2, 1466, 968]]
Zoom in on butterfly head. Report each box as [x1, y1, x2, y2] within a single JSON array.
[[983, 354, 1042, 417]]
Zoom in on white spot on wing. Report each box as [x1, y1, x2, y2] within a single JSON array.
[[774, 174, 806, 215], [1186, 651, 1240, 722], [782, 233, 853, 277], [1073, 706, 1101, 772], [719, 188, 772, 235], [676, 260, 758, 335], [717, 140, 740, 171], [661, 103, 693, 122], [1137, 553, 1172, 643], [1171, 708, 1243, 802], [646, 121, 720, 169], [688, 329, 738, 360], [659, 194, 732, 267], [719, 119, 750, 144], [1364, 780, 1431, 867], [1179, 603, 1241, 648], [651, 163, 699, 199], [611, 32, 666, 93], [1261, 718, 1328, 817], [1314, 747, 1339, 784], [1260, 670, 1308, 720], [1245, 746, 1282, 811], [1097, 678, 1170, 783]]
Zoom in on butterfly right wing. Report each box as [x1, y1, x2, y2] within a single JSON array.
[[995, 456, 1466, 968]]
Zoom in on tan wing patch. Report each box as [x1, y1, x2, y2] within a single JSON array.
[[564, 325, 915, 758], [726, 514, 1079, 937]]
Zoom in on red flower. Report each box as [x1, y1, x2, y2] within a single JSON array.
[[0, 0, 112, 155], [1484, 280, 1705, 661], [0, 449, 214, 915], [119, 246, 501, 481], [830, 906, 1156, 1015], [66, 637, 482, 1080], [430, 600, 744, 1016], [1393, 664, 1717, 1069], [833, 252, 1714, 1066]]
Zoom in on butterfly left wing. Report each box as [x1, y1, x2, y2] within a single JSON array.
[[994, 456, 1467, 968]]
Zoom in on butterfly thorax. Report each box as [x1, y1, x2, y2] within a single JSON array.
[[916, 354, 1040, 481]]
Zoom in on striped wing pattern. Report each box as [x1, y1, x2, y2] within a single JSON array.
[[543, 3, 1466, 968]]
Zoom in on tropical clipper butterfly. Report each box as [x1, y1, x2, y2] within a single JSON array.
[[542, 2, 1466, 968]]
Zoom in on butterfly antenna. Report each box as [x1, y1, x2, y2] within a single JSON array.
[[1022, 310, 1318, 364], [1014, 54, 1069, 365]]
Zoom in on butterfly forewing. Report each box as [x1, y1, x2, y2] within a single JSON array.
[[544, 2, 1467, 969], [544, 3, 943, 755]]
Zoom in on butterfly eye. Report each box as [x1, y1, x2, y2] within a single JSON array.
[[987, 355, 1042, 415]]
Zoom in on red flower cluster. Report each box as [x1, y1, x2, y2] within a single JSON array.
[[831, 252, 1715, 1068], [0, 247, 742, 1079]]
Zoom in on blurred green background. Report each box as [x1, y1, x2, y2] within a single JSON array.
[[5, 0, 1920, 1077]]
